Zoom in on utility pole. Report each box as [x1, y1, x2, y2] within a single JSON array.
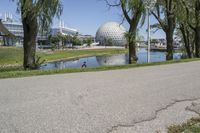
[[147, 8, 151, 63]]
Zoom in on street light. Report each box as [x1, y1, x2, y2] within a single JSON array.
[[143, 0, 157, 63]]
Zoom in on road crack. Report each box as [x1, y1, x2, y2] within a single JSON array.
[[107, 97, 200, 133], [186, 102, 200, 115]]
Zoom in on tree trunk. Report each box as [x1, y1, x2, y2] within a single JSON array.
[[195, 27, 200, 57], [166, 31, 174, 60], [128, 29, 137, 64], [186, 29, 192, 58], [128, 40, 137, 64], [192, 39, 195, 56], [22, 14, 38, 70], [165, 2, 175, 60], [180, 24, 192, 58], [165, 15, 175, 60], [194, 0, 200, 57]]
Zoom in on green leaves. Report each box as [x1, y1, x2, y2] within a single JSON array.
[[15, 0, 63, 32]]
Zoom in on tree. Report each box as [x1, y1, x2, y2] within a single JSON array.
[[71, 33, 82, 46], [49, 34, 60, 50], [180, 0, 200, 57], [83, 38, 93, 46], [14, 0, 62, 69], [104, 0, 146, 64], [175, 27, 194, 58], [175, 2, 195, 58], [56, 32, 65, 49], [66, 35, 73, 45], [151, 0, 177, 60], [72, 38, 82, 46]]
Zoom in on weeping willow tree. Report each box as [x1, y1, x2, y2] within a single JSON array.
[[14, 0, 62, 69], [105, 0, 146, 64]]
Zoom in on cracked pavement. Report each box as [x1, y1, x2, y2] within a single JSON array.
[[110, 99, 200, 133], [0, 61, 200, 133]]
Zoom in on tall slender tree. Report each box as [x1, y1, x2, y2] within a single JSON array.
[[151, 0, 176, 60], [14, 0, 62, 69], [105, 0, 146, 64]]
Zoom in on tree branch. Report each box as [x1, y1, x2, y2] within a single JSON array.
[[151, 11, 167, 32], [181, 0, 195, 30], [104, 0, 120, 7], [120, 0, 131, 24]]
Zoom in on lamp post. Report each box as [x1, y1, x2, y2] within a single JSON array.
[[143, 0, 156, 63]]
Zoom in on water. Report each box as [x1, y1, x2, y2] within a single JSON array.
[[39, 48, 183, 70]]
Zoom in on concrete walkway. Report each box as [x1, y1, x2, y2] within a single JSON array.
[[1, 61, 200, 133]]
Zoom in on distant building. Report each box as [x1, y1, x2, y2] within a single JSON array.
[[0, 13, 80, 47], [77, 34, 95, 42], [96, 22, 127, 46], [151, 38, 167, 48], [51, 21, 78, 36], [0, 13, 23, 46], [0, 13, 48, 46], [151, 38, 183, 49]]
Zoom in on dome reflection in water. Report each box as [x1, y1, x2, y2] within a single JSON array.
[[39, 48, 182, 70]]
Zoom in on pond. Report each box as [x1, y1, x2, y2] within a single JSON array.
[[39, 48, 183, 70]]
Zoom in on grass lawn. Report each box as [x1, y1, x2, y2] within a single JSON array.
[[0, 47, 127, 66], [0, 47, 23, 65], [168, 117, 200, 133], [0, 58, 200, 79]]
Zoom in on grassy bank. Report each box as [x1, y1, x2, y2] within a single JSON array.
[[168, 117, 200, 133], [0, 47, 127, 65], [0, 47, 23, 65], [0, 58, 200, 79], [38, 48, 127, 63]]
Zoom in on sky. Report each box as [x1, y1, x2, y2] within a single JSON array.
[[0, 0, 165, 39]]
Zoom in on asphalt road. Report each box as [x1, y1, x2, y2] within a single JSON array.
[[1, 61, 200, 133]]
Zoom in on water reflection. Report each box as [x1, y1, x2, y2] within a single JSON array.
[[96, 54, 128, 66], [39, 48, 182, 70]]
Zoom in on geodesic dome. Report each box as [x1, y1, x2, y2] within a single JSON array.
[[95, 22, 127, 46]]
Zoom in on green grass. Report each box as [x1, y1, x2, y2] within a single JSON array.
[[168, 117, 200, 133], [0, 47, 23, 65], [0, 47, 127, 65], [38, 48, 127, 62], [0, 58, 200, 79]]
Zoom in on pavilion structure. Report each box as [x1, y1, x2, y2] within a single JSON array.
[[0, 19, 15, 46]]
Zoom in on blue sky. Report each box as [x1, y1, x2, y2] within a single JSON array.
[[0, 0, 165, 39]]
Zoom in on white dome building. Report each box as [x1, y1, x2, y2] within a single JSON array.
[[96, 22, 127, 46]]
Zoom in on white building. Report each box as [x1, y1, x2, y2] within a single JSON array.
[[51, 21, 78, 36], [0, 13, 79, 46]]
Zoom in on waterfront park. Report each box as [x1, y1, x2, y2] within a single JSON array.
[[0, 0, 200, 132]]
